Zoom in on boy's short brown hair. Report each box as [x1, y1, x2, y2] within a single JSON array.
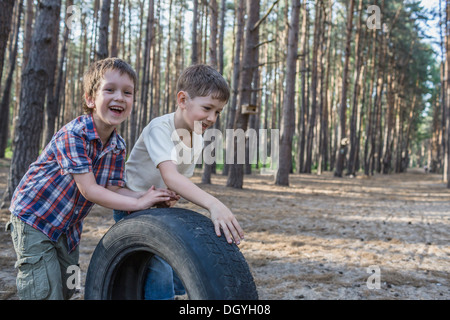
[[176, 64, 230, 103], [82, 58, 137, 114]]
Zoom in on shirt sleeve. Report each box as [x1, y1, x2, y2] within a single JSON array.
[[54, 130, 93, 175], [107, 148, 126, 187]]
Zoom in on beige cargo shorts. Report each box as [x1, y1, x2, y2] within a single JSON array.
[[6, 214, 80, 300]]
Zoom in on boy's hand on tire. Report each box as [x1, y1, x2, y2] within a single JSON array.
[[154, 188, 180, 208], [138, 186, 172, 210], [209, 202, 244, 245]]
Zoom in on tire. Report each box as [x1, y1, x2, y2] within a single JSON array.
[[84, 208, 258, 300]]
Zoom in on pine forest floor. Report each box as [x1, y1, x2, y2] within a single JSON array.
[[0, 158, 448, 300]]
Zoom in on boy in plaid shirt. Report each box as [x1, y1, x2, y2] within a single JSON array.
[[6, 58, 175, 300]]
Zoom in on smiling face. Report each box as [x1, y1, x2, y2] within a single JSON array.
[[85, 69, 134, 135], [176, 91, 226, 134]]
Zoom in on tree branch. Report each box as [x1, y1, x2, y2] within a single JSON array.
[[243, 60, 281, 70], [254, 39, 275, 49], [251, 0, 279, 31]]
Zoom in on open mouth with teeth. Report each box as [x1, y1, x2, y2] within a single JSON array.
[[109, 105, 125, 115]]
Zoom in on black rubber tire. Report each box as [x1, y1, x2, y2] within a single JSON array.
[[84, 208, 258, 300]]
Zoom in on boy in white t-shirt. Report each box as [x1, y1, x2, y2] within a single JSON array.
[[114, 64, 244, 299]]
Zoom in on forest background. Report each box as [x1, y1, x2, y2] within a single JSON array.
[[0, 0, 448, 205]]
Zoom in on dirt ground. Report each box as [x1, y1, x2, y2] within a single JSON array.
[[0, 157, 448, 300]]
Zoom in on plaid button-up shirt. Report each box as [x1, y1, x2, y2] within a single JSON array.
[[10, 114, 127, 253]]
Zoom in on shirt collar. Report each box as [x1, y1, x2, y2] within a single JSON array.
[[83, 114, 126, 153]]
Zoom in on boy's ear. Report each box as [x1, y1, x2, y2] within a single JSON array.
[[177, 91, 188, 109], [85, 92, 95, 109]]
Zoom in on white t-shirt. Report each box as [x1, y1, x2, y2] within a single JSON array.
[[124, 113, 203, 191]]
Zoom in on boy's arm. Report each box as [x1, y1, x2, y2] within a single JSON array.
[[73, 172, 171, 211], [107, 185, 180, 204], [158, 160, 244, 245], [106, 185, 145, 199]]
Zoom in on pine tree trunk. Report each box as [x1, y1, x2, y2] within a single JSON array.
[[191, 0, 199, 64], [43, 0, 66, 149], [0, 1, 22, 159], [317, 3, 326, 175], [320, 0, 333, 173], [128, 0, 145, 150], [305, 0, 322, 173], [218, 0, 226, 74], [22, 0, 34, 69], [334, 0, 354, 177], [446, 0, 450, 187], [5, 0, 62, 204], [202, 0, 219, 184], [373, 24, 387, 175], [97, 0, 111, 60], [139, 0, 154, 131], [227, 0, 260, 189], [382, 55, 396, 174], [440, 0, 447, 180], [297, 0, 308, 173], [403, 90, 417, 172], [164, 0, 173, 114], [347, 0, 363, 176], [275, 0, 301, 186], [0, 0, 15, 84], [364, 28, 377, 176], [223, 0, 245, 176], [110, 0, 120, 57], [153, 5, 161, 119], [90, 0, 100, 62]]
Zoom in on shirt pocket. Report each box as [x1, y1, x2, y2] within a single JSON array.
[[14, 255, 50, 300]]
